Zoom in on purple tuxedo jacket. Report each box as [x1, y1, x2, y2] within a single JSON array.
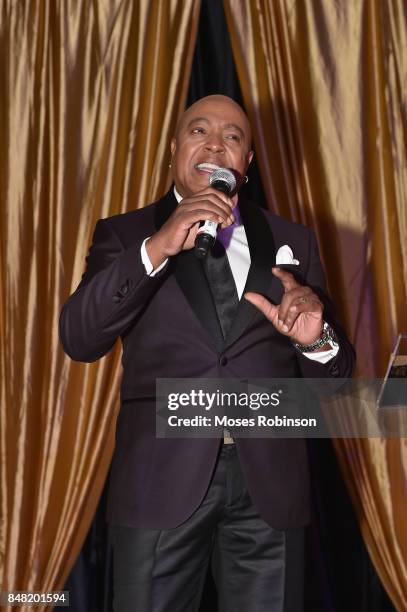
[[59, 190, 355, 529]]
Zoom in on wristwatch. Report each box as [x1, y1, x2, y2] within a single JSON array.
[[292, 322, 337, 353]]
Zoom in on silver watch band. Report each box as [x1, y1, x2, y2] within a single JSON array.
[[292, 322, 336, 353]]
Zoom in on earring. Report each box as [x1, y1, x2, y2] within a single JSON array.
[[243, 175, 249, 184], [169, 163, 172, 168]]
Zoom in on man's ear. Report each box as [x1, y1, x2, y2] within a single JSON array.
[[170, 138, 177, 156], [247, 150, 254, 166]]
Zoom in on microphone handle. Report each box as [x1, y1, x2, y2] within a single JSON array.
[[194, 179, 231, 259], [194, 220, 218, 259]]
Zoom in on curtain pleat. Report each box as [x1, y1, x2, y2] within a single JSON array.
[[224, 0, 407, 608], [0, 1, 200, 609]]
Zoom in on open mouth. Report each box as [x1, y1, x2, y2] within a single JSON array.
[[194, 162, 222, 174]]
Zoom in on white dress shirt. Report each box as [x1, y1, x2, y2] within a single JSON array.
[[141, 187, 338, 363]]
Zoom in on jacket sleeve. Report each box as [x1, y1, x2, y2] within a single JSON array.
[[295, 229, 356, 378], [59, 218, 164, 362]]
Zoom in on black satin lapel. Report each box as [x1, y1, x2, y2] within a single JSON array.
[[174, 250, 225, 352], [154, 190, 224, 352], [153, 189, 178, 230], [225, 199, 277, 349]]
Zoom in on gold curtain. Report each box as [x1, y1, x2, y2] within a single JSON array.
[[224, 0, 407, 609], [0, 1, 200, 609]]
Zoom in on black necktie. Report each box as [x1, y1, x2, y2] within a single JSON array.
[[203, 239, 239, 339], [203, 239, 239, 440]]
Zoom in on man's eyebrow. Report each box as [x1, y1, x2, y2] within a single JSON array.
[[185, 117, 210, 129], [224, 123, 245, 136]]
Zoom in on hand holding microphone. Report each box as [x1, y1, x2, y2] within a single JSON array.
[[145, 172, 235, 269]]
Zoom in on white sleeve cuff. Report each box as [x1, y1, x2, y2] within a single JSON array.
[[302, 341, 340, 364], [141, 237, 168, 276]]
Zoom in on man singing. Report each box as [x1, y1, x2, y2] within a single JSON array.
[[60, 95, 355, 611]]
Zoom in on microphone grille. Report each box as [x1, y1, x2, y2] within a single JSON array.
[[209, 168, 237, 193]]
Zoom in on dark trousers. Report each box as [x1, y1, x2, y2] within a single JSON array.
[[109, 444, 304, 612]]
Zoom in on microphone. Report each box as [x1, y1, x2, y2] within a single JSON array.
[[194, 168, 237, 259]]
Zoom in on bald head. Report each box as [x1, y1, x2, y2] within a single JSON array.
[[170, 95, 253, 197]]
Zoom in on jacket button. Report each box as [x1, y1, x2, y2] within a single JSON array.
[[112, 295, 121, 303], [219, 355, 228, 366], [329, 364, 339, 377], [120, 283, 129, 295]]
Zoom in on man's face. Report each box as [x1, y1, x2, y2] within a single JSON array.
[[170, 96, 253, 198]]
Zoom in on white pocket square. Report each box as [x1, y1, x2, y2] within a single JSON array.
[[276, 245, 300, 265]]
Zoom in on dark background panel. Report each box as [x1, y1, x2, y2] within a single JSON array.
[[187, 0, 267, 210]]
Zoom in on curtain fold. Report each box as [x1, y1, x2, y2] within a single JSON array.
[[224, 0, 407, 609], [0, 1, 200, 609]]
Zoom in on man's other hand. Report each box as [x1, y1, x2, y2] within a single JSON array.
[[244, 267, 325, 347]]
